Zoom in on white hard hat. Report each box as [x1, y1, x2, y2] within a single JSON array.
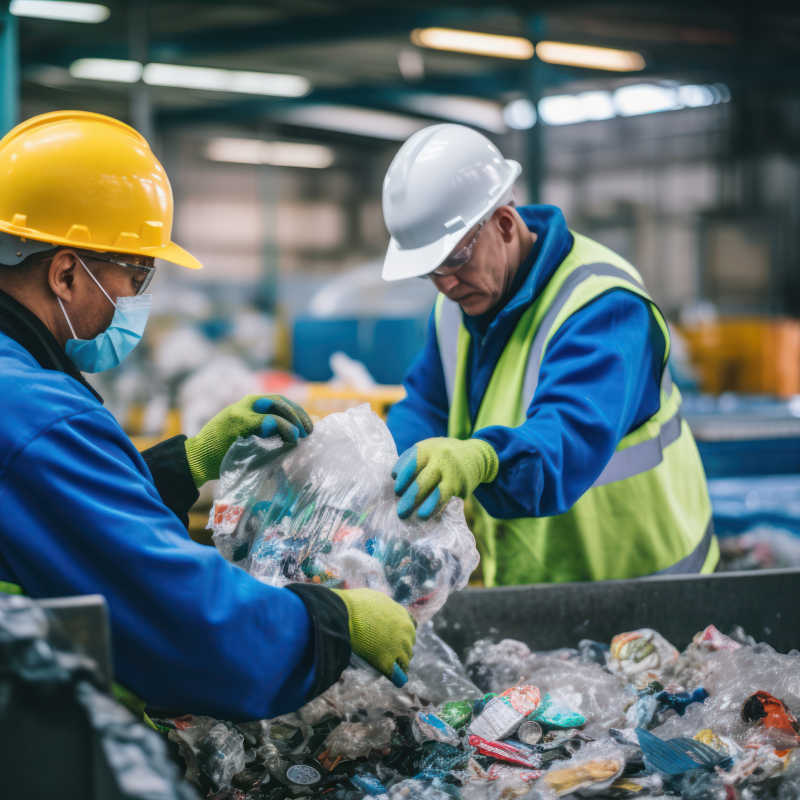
[[382, 123, 522, 281]]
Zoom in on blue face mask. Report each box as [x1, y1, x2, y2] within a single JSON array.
[[58, 258, 152, 373]]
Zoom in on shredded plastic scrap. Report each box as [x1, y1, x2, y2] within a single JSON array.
[[209, 405, 479, 623]]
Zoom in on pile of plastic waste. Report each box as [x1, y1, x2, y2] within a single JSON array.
[[156, 621, 800, 800], [209, 405, 480, 623]]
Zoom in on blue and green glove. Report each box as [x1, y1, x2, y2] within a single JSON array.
[[392, 437, 499, 520], [331, 588, 416, 686], [184, 394, 313, 488]]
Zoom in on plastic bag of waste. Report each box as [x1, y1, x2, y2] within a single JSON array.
[[540, 740, 625, 796], [210, 404, 479, 622]]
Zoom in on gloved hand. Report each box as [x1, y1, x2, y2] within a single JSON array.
[[331, 588, 416, 683], [392, 437, 498, 520], [184, 394, 313, 487]]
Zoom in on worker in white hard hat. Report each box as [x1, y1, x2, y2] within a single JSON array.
[[383, 123, 717, 586], [0, 111, 415, 723]]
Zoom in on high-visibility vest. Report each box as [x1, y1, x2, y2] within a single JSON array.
[[435, 232, 718, 586]]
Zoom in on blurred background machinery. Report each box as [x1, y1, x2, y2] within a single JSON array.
[[4, 0, 800, 556]]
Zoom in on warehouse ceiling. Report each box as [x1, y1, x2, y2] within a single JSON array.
[[13, 0, 800, 138]]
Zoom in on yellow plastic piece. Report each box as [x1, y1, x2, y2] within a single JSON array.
[[303, 383, 406, 422], [0, 111, 201, 270]]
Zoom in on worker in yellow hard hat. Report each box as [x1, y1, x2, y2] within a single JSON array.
[[0, 111, 415, 722]]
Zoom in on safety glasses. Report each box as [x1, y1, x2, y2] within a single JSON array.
[[80, 252, 157, 296], [430, 222, 484, 277]]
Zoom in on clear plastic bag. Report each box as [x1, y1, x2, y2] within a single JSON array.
[[209, 404, 479, 622]]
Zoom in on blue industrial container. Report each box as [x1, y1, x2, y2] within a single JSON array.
[[292, 316, 427, 385]]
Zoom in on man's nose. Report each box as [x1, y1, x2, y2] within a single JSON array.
[[435, 274, 460, 293]]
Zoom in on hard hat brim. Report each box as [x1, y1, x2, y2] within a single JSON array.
[[382, 159, 522, 281], [383, 235, 457, 282], [150, 241, 203, 270], [0, 219, 202, 270]]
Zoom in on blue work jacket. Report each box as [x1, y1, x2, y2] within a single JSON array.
[[387, 205, 667, 519], [0, 290, 349, 721]]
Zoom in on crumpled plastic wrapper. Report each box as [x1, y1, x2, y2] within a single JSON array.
[[321, 717, 396, 760], [299, 662, 424, 726], [406, 622, 483, 705], [168, 716, 246, 791], [540, 740, 626, 796], [209, 404, 479, 622], [606, 629, 679, 684]]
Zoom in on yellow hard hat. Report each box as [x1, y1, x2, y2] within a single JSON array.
[[0, 110, 201, 269]]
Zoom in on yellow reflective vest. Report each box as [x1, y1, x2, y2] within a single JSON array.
[[435, 232, 718, 586]]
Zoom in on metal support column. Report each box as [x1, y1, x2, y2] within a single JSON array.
[[0, 10, 20, 137], [526, 14, 546, 205], [128, 0, 153, 143]]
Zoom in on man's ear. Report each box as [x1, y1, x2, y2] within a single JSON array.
[[48, 250, 78, 302], [495, 206, 517, 244]]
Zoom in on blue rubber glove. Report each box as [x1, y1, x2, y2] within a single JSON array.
[[391, 437, 499, 520]]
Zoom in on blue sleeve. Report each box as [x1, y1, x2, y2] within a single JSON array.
[[386, 309, 449, 454], [0, 408, 317, 721], [473, 290, 666, 519]]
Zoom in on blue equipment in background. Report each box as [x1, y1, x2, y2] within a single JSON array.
[[292, 316, 427, 385]]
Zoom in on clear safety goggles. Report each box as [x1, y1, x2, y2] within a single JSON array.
[[429, 222, 484, 277], [77, 251, 157, 296]]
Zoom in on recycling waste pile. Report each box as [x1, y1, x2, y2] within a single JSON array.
[[145, 405, 800, 799], [153, 621, 800, 800]]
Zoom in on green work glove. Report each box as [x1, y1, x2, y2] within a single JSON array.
[[392, 436, 499, 520], [184, 394, 313, 487], [331, 588, 416, 682]]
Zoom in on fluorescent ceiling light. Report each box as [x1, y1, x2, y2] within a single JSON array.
[[613, 84, 677, 116], [538, 91, 615, 126], [207, 138, 334, 169], [70, 58, 142, 83], [282, 105, 429, 141], [677, 84, 717, 108], [539, 84, 726, 126], [536, 41, 644, 72], [400, 94, 507, 133], [10, 0, 109, 22], [411, 27, 534, 60], [142, 63, 310, 97], [503, 98, 537, 130]]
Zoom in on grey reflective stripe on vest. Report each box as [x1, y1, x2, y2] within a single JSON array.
[[592, 410, 682, 488], [438, 297, 461, 406], [651, 519, 714, 575], [520, 263, 645, 410]]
